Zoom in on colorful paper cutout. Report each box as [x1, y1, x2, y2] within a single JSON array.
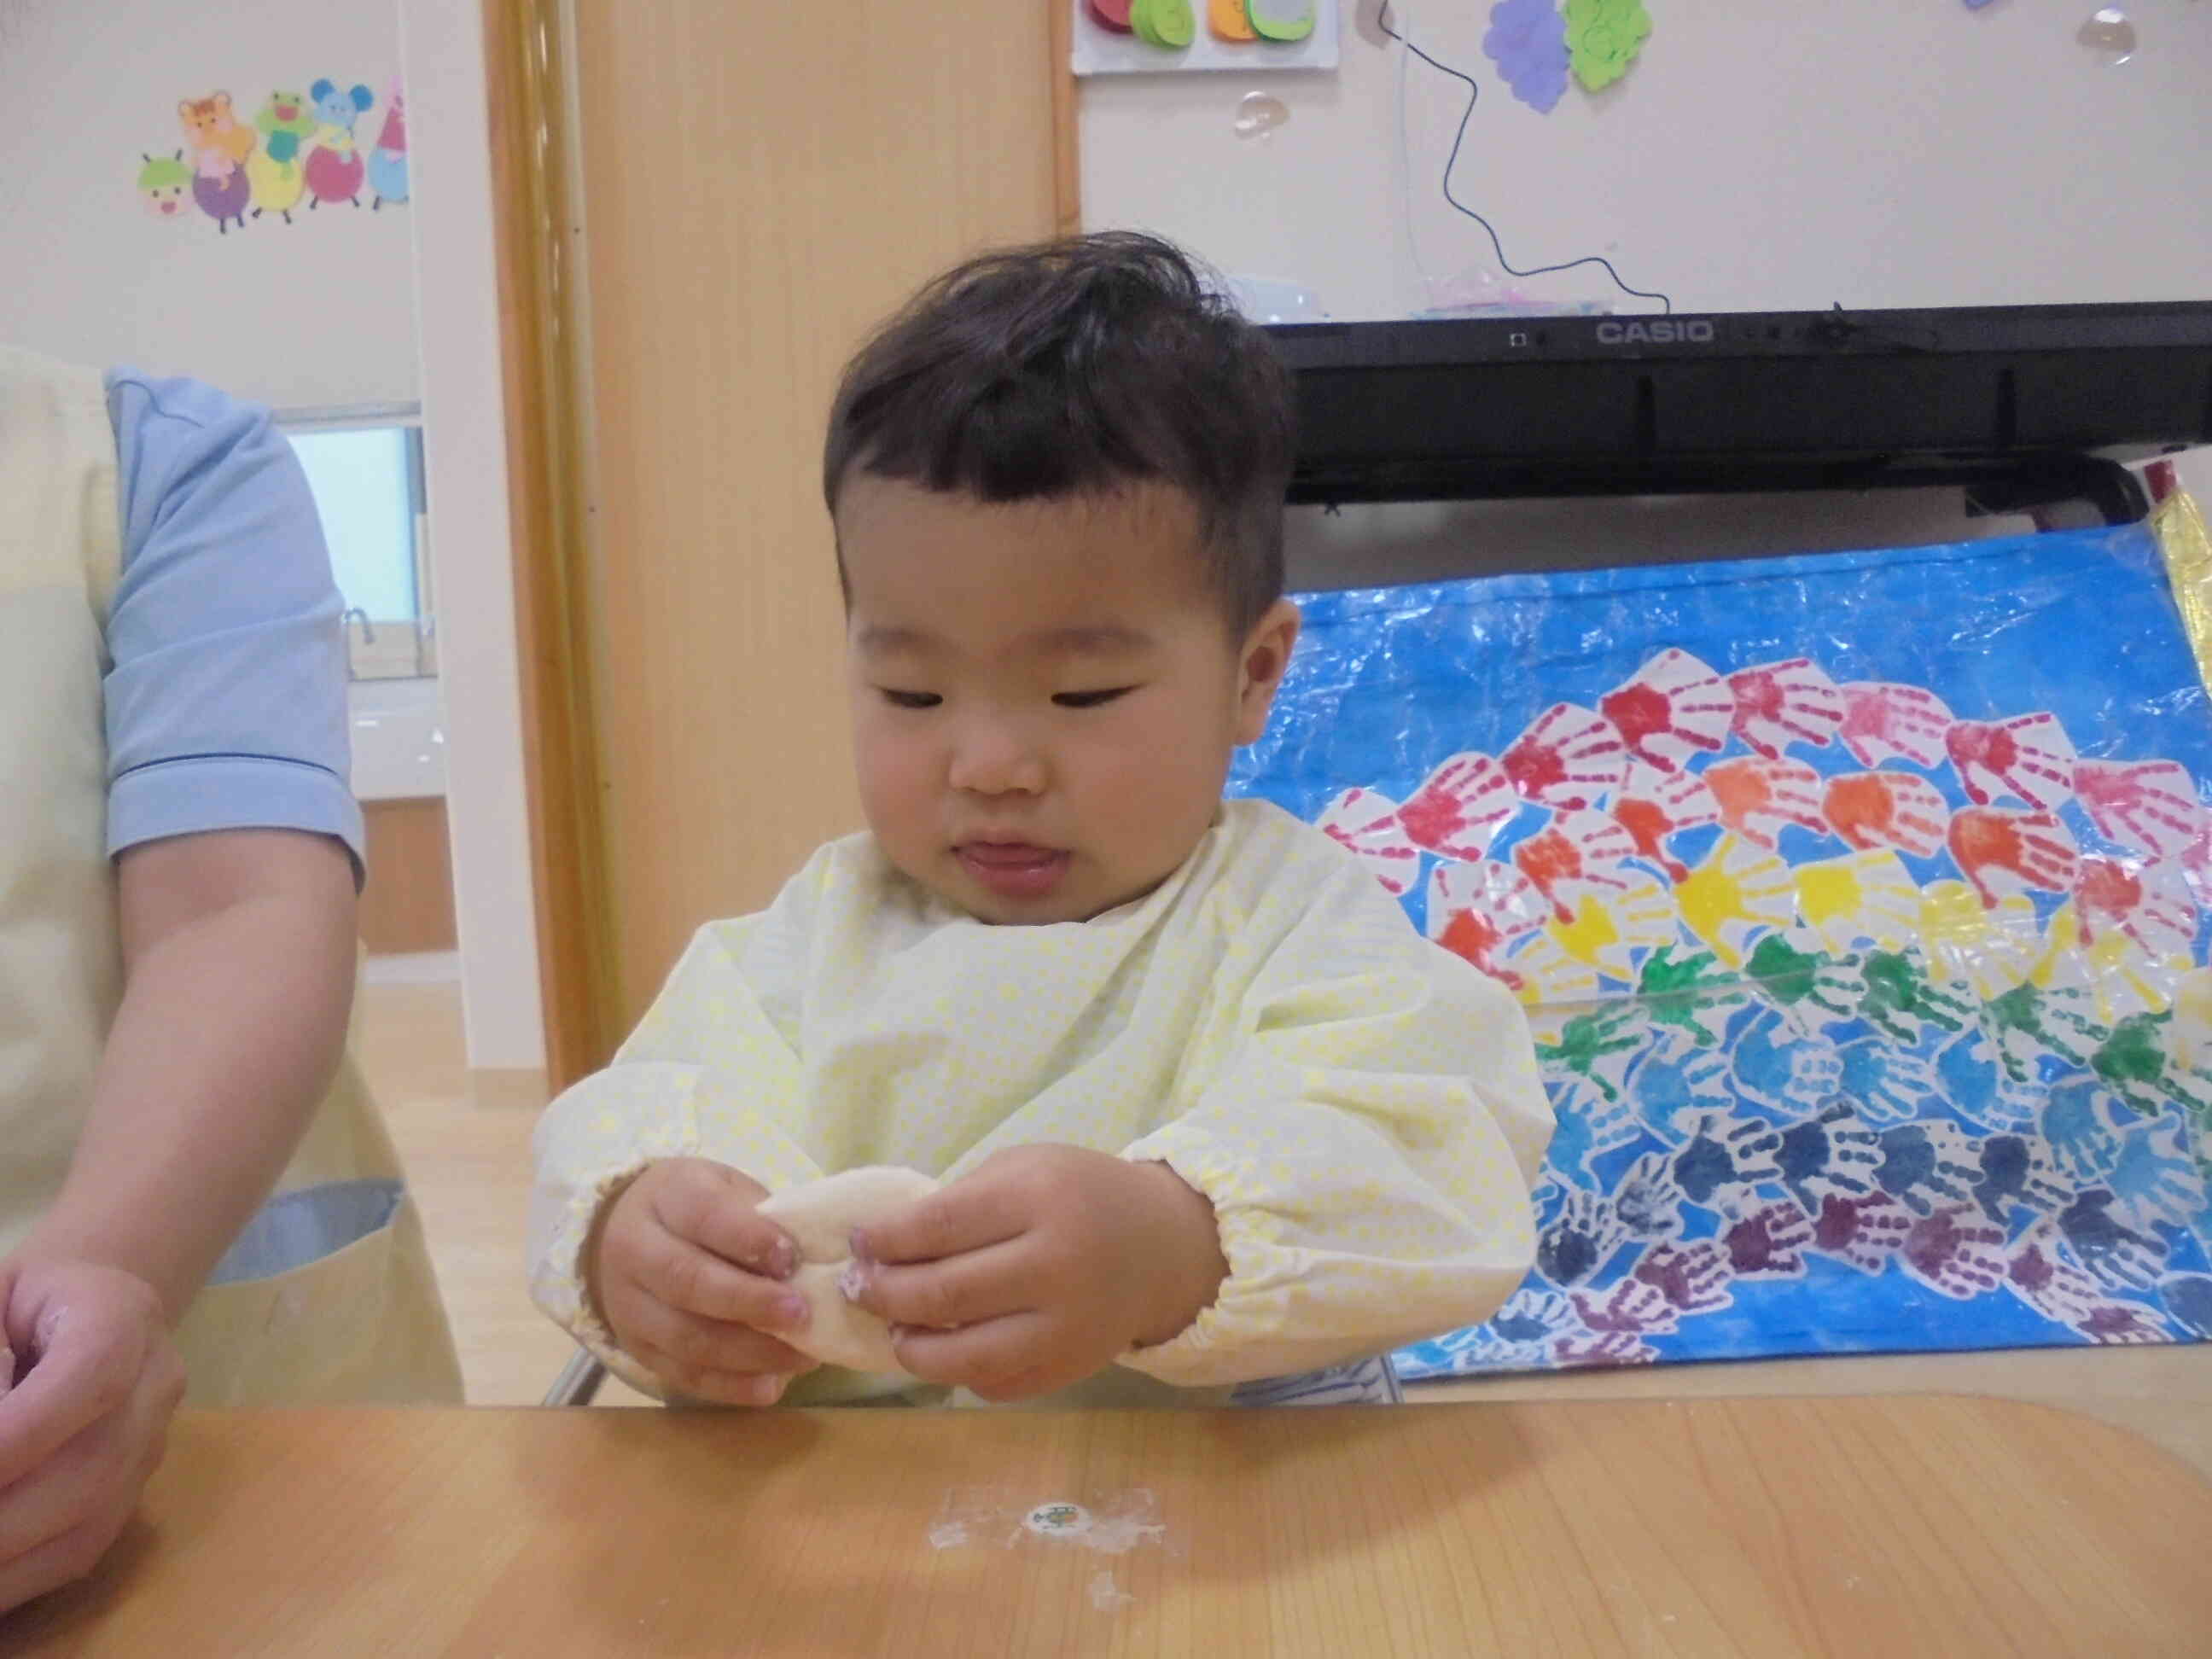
[[1483, 0, 1571, 114], [1563, 0, 1651, 92], [1246, 0, 1317, 43], [1211, 0, 1259, 41], [304, 79, 375, 209], [368, 84, 409, 210], [1087, 0, 1135, 31], [248, 90, 316, 223], [137, 151, 190, 220]]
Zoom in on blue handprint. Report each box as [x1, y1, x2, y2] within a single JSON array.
[[2161, 1274, 2212, 1338], [1773, 1098, 1881, 1214], [2042, 1078, 2125, 1185], [1836, 1037, 1939, 1127], [1969, 1133, 2072, 1225], [1612, 1150, 1688, 1238], [1873, 1120, 1976, 1215], [1936, 1029, 2039, 1135], [1628, 1035, 1732, 1123], [1535, 1188, 1632, 1287], [2057, 1189, 2168, 1290], [2106, 1112, 2208, 1231], [1729, 1007, 1842, 1119], [1669, 1109, 1783, 1207], [1543, 1077, 1642, 1189]]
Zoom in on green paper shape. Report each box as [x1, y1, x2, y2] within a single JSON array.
[[1148, 0, 1196, 47], [1246, 0, 1315, 43], [1129, 0, 1161, 45], [1564, 0, 1651, 92]]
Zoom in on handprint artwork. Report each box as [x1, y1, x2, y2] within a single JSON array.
[[1231, 519, 2212, 1378]]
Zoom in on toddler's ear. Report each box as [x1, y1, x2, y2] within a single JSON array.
[[1234, 599, 1301, 744]]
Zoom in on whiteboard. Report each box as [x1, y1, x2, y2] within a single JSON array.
[[1080, 1, 2212, 323]]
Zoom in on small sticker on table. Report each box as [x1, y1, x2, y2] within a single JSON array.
[[1024, 1502, 1094, 1538]]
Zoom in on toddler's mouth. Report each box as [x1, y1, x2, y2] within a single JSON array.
[[956, 841, 1070, 900]]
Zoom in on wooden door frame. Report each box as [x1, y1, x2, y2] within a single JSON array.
[[480, 0, 1080, 1091]]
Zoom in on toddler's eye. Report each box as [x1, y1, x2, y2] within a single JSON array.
[[878, 689, 941, 710], [1054, 687, 1135, 709]]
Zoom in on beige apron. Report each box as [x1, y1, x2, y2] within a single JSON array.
[[0, 345, 461, 1405]]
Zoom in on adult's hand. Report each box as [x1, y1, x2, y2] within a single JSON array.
[[0, 1257, 184, 1614]]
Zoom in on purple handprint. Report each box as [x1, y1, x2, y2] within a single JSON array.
[[1900, 1204, 2009, 1299], [2041, 1078, 2124, 1185], [1612, 1150, 1689, 1239], [1631, 1239, 1735, 1315], [1722, 1200, 1816, 1278], [1551, 1330, 1657, 1369], [1669, 1109, 1784, 1206], [1572, 1278, 1679, 1336], [1774, 1098, 1882, 1214], [2075, 1303, 2170, 1345], [2057, 1189, 2169, 1290], [1729, 1006, 1842, 1119], [1536, 1187, 1632, 1287], [1813, 1190, 1912, 1275], [1873, 1120, 1977, 1216], [1969, 1132, 2073, 1225], [1835, 1036, 1940, 1127], [2106, 1112, 2207, 1231]]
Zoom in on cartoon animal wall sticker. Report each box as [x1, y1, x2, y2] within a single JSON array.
[[137, 79, 412, 235]]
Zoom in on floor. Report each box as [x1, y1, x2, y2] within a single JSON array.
[[363, 981, 2212, 1472]]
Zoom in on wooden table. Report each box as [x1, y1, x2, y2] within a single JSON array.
[[10, 1396, 2211, 1656]]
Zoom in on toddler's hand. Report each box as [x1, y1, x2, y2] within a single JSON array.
[[847, 1145, 1227, 1403], [591, 1159, 816, 1406]]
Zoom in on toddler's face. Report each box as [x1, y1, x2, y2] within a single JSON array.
[[837, 476, 1297, 924]]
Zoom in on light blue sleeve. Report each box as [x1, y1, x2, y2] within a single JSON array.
[[102, 370, 365, 872]]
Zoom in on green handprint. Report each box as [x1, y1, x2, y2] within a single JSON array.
[[1857, 949, 1971, 1045], [1982, 982, 2099, 1082], [1636, 946, 1745, 1042], [2092, 1012, 2212, 1120], [1538, 1005, 1643, 1103], [1744, 934, 1860, 1026]]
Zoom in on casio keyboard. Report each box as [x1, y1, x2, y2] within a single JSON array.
[[1266, 300, 2212, 526]]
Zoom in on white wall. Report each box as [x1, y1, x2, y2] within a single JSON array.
[[1082, 1, 2212, 321], [0, 0, 415, 408], [1084, 2, 2212, 572], [398, 0, 545, 1072]]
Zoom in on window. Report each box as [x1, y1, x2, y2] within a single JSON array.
[[280, 408, 434, 680]]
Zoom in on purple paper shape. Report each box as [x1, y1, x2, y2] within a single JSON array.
[[1965, 1, 2001, 11], [1484, 0, 1571, 115]]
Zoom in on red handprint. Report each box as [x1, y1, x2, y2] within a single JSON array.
[[1722, 1200, 1817, 1278], [1838, 681, 1956, 769], [1397, 752, 1518, 861], [1812, 1190, 1912, 1275], [1501, 702, 1629, 810], [1598, 649, 1734, 772], [1512, 810, 1638, 923], [1946, 713, 2077, 810], [1900, 1205, 2009, 1299], [1948, 807, 2080, 907], [1728, 659, 1844, 759], [1630, 1239, 1735, 1314], [1706, 756, 1830, 850], [1426, 859, 1545, 989], [2075, 759, 2205, 860], [1822, 771, 1948, 859], [1611, 762, 1720, 882], [1315, 787, 1421, 896], [2073, 855, 2198, 957]]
